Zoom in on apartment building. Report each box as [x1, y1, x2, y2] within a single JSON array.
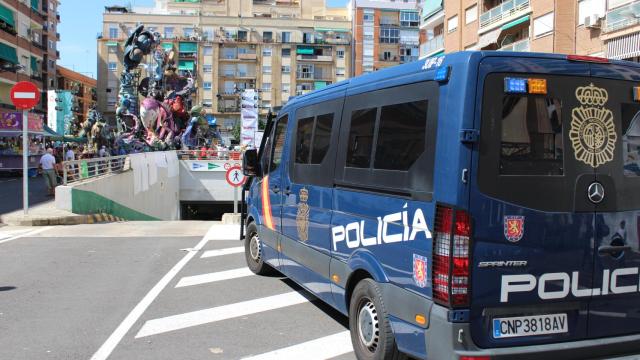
[[418, 0, 609, 58], [56, 65, 97, 125], [0, 0, 59, 116], [97, 0, 351, 143], [351, 0, 420, 75]]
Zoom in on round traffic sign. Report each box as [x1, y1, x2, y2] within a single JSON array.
[[226, 165, 246, 187], [10, 82, 40, 110]]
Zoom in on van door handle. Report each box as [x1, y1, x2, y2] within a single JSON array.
[[272, 185, 280, 194], [598, 245, 631, 255]]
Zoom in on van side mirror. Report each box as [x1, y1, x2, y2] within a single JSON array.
[[242, 149, 261, 177]]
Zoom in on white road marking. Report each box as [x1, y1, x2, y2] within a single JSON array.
[[175, 267, 253, 288], [135, 291, 310, 338], [0, 226, 52, 244], [201, 246, 244, 258], [204, 224, 241, 241], [90, 227, 212, 360], [241, 331, 353, 360]]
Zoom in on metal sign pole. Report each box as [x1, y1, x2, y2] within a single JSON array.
[[22, 109, 28, 215], [233, 186, 238, 214]]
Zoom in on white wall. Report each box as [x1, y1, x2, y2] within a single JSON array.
[[56, 151, 181, 220]]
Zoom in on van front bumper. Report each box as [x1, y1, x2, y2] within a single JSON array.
[[426, 304, 640, 360]]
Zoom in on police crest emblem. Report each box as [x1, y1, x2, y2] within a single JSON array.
[[570, 84, 617, 168], [413, 254, 428, 288], [296, 188, 309, 242], [504, 216, 525, 243]]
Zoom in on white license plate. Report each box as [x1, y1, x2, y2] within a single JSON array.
[[493, 313, 568, 339]]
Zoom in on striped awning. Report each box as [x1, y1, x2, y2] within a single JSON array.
[[607, 32, 640, 60]]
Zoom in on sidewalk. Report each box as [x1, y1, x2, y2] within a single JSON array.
[[0, 200, 123, 226]]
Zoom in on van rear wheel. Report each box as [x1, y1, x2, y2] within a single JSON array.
[[349, 279, 406, 360], [244, 222, 274, 275]]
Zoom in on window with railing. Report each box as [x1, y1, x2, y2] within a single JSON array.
[[380, 27, 400, 43], [108, 27, 118, 38], [480, 0, 530, 29], [164, 27, 174, 39], [606, 1, 640, 32], [400, 11, 420, 27], [297, 64, 314, 79]]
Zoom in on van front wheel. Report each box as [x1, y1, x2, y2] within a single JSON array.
[[349, 279, 406, 360], [244, 222, 273, 275]]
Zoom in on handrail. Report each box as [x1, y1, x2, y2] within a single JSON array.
[[62, 155, 130, 185]]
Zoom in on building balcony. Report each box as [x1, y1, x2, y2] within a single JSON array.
[[178, 52, 197, 59], [605, 1, 640, 33], [296, 54, 333, 62], [56, 32, 60, 40], [498, 38, 530, 52], [0, 23, 16, 36], [217, 105, 240, 113], [296, 71, 331, 81], [420, 35, 444, 57], [220, 71, 257, 79], [238, 52, 257, 60], [479, 0, 530, 33]]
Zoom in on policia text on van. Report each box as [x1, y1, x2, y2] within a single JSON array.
[[241, 51, 640, 360]]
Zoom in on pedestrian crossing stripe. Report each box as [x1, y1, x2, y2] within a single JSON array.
[[200, 246, 244, 258], [175, 267, 253, 288], [240, 331, 353, 360], [135, 291, 311, 338]]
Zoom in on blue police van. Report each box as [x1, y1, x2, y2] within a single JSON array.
[[240, 51, 640, 359]]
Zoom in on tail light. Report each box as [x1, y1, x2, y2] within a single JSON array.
[[567, 55, 610, 63], [432, 204, 472, 307]]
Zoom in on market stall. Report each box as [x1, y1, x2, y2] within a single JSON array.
[[0, 112, 49, 172]]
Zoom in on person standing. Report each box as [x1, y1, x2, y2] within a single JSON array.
[[65, 145, 75, 162], [39, 148, 57, 196]]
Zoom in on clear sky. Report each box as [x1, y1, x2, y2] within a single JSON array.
[[58, 0, 350, 79]]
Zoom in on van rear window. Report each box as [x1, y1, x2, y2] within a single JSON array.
[[500, 96, 563, 176]]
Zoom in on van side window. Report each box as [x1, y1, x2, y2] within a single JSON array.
[[311, 113, 333, 164], [346, 108, 377, 168], [499, 96, 563, 176], [295, 113, 335, 165], [269, 115, 289, 173], [295, 117, 314, 164], [290, 99, 343, 187], [336, 81, 439, 199], [375, 100, 428, 170]]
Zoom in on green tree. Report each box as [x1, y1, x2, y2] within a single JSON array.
[[232, 120, 241, 143]]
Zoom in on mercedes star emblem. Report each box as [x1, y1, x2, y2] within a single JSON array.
[[588, 182, 605, 204]]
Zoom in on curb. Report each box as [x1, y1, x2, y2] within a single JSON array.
[[4, 213, 127, 226]]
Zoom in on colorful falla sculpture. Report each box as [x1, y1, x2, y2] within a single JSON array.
[[112, 24, 215, 151]]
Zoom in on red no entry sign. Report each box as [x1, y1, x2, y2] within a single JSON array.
[[10, 82, 40, 110]]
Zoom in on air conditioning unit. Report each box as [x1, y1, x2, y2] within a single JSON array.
[[585, 15, 601, 29]]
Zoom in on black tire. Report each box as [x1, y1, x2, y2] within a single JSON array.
[[244, 222, 274, 275], [349, 279, 407, 360]]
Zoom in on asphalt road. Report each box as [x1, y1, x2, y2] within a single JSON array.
[[0, 174, 51, 215], [0, 222, 355, 360]]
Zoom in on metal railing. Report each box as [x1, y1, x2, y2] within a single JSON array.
[[479, 0, 530, 30], [62, 155, 130, 185], [176, 150, 242, 161], [421, 35, 444, 55], [498, 38, 530, 52], [605, 1, 640, 32]]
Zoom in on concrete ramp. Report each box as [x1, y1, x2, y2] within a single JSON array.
[[56, 152, 180, 221]]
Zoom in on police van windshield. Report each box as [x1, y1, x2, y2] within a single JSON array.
[[479, 73, 640, 212]]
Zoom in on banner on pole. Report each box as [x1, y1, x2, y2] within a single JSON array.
[[240, 89, 258, 148]]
